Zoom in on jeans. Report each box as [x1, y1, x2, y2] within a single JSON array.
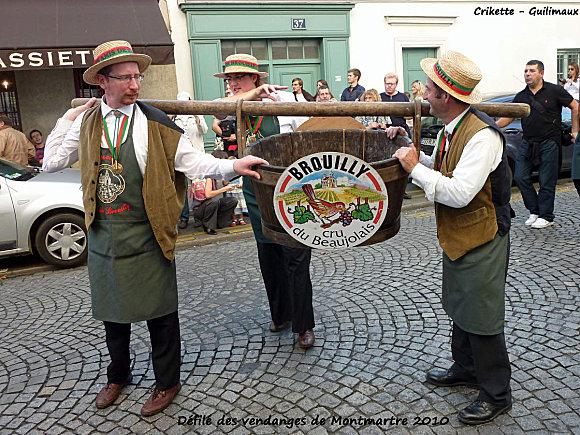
[[180, 192, 189, 222], [514, 138, 559, 221]]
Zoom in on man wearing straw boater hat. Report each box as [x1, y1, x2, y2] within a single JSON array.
[[43, 41, 266, 416], [213, 53, 317, 349], [391, 51, 513, 425]]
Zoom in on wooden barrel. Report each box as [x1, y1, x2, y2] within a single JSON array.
[[249, 129, 410, 248]]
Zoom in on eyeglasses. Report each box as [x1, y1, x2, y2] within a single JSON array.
[[106, 74, 145, 83], [225, 74, 249, 83]]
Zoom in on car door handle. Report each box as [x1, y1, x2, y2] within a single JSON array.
[[504, 128, 520, 134]]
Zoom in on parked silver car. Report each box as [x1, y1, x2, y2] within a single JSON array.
[[0, 158, 87, 268]]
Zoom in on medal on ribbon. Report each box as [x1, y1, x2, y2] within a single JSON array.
[[103, 111, 128, 174], [245, 115, 264, 144]]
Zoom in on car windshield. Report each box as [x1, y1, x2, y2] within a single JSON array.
[[0, 158, 35, 181]]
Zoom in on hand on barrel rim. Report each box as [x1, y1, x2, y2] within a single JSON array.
[[387, 126, 419, 173], [233, 155, 269, 180]]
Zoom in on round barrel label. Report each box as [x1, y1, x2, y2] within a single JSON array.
[[273, 152, 388, 249]]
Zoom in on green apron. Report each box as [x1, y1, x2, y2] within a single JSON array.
[[88, 111, 177, 323], [242, 115, 280, 244], [442, 233, 509, 335]]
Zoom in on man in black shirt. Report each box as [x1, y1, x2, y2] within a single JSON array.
[[380, 72, 410, 134], [340, 68, 365, 101], [497, 60, 578, 229]]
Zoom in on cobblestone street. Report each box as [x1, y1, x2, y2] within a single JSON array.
[[1, 185, 579, 434]]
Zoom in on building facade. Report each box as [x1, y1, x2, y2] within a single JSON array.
[[1, 0, 177, 140]]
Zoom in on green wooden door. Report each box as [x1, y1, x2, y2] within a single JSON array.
[[403, 47, 437, 93], [273, 64, 320, 96]]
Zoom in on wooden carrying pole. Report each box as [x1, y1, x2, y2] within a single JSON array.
[[71, 98, 530, 156]]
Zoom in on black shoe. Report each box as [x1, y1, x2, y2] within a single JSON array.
[[204, 228, 217, 235], [458, 400, 512, 425], [269, 320, 291, 332], [178, 219, 188, 229], [425, 366, 478, 388]]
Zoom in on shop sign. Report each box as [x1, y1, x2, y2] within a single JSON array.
[[274, 152, 387, 249], [0, 49, 92, 70]]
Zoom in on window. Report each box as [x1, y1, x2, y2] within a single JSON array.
[[0, 71, 21, 131], [557, 49, 580, 84], [73, 69, 103, 98], [221, 39, 320, 61], [221, 40, 269, 61], [270, 39, 320, 60]]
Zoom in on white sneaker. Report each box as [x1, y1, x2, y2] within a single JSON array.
[[531, 218, 554, 229], [524, 214, 539, 226]]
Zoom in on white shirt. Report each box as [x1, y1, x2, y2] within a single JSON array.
[[43, 101, 235, 181], [410, 108, 504, 208], [173, 114, 208, 152], [564, 78, 580, 100], [274, 91, 309, 132]]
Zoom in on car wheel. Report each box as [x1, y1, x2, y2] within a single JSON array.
[[34, 213, 88, 268]]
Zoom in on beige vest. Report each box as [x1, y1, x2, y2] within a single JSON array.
[[434, 113, 498, 261], [79, 104, 185, 260]]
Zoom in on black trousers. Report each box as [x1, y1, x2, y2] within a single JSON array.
[[451, 323, 512, 406], [104, 311, 181, 390], [193, 196, 238, 230], [256, 242, 315, 334]]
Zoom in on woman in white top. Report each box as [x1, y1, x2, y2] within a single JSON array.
[[564, 63, 580, 101], [173, 91, 208, 152]]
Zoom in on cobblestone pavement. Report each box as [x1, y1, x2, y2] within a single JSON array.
[[1, 185, 579, 434]]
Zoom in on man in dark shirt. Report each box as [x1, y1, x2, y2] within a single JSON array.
[[380, 72, 410, 133], [497, 60, 578, 229], [340, 68, 365, 101]]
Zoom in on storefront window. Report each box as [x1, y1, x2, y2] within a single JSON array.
[[0, 71, 21, 131], [73, 69, 103, 98]]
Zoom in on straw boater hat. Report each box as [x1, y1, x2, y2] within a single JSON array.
[[83, 40, 152, 85], [420, 51, 482, 104], [213, 53, 268, 79]]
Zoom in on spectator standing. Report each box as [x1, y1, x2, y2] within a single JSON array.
[[0, 114, 29, 166], [411, 80, 426, 101], [29, 129, 45, 166], [380, 73, 411, 133], [564, 63, 579, 101], [173, 91, 208, 229], [497, 60, 579, 228], [316, 79, 329, 89], [393, 50, 513, 425], [355, 89, 391, 129], [340, 68, 365, 101], [316, 85, 337, 102], [173, 91, 207, 152], [292, 77, 315, 102]]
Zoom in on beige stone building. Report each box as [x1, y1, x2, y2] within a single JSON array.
[[0, 0, 177, 140]]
